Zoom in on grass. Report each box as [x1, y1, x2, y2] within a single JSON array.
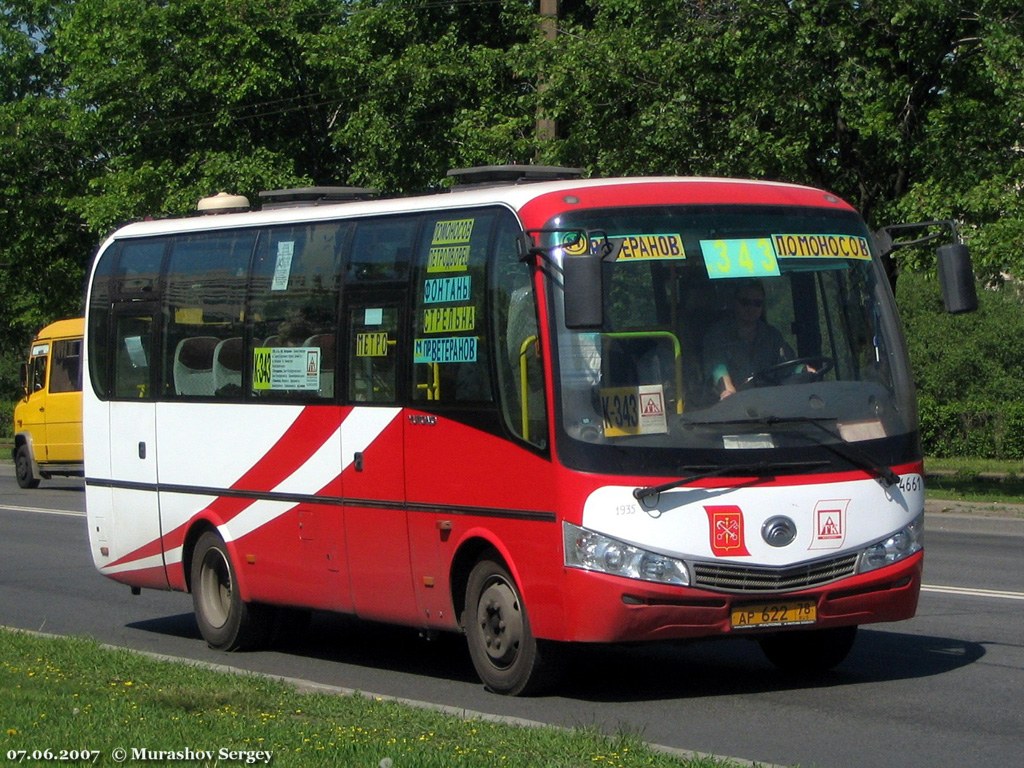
[[923, 457, 1024, 505], [924, 456, 1024, 476], [0, 629, 736, 768]]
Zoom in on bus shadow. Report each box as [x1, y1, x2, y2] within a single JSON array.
[[556, 628, 987, 701], [287, 613, 481, 684], [47, 482, 85, 493], [127, 612, 203, 641], [127, 612, 984, 700], [127, 610, 480, 685]]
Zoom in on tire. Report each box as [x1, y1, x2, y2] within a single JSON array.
[[462, 555, 556, 695], [190, 531, 271, 651], [15, 444, 40, 489], [758, 625, 858, 675]]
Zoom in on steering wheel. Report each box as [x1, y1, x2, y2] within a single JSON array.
[[744, 355, 834, 387]]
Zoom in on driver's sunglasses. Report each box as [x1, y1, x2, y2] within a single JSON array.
[[738, 297, 764, 308]]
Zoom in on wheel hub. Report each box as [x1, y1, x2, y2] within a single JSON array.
[[199, 550, 232, 629], [476, 580, 523, 666]]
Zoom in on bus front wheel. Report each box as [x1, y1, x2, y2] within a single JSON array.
[[190, 531, 270, 651], [463, 556, 553, 696], [758, 625, 858, 675], [15, 444, 40, 489]]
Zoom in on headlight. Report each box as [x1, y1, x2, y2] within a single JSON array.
[[857, 513, 924, 573], [563, 522, 690, 586]]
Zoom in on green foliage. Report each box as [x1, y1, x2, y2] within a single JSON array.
[[899, 270, 1024, 458], [319, 0, 539, 191], [53, 0, 341, 230], [919, 398, 1024, 460], [2, 0, 1024, 462], [0, 400, 15, 439], [0, 94, 91, 350], [546, 0, 1024, 277], [898, 271, 1024, 403]]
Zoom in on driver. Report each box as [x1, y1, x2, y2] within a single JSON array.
[[703, 279, 799, 400]]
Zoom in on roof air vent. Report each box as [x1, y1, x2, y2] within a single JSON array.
[[446, 165, 584, 188], [258, 186, 378, 210]]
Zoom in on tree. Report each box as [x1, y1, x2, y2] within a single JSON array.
[[1, 1, 89, 374], [895, 2, 1024, 284], [317, 0, 541, 192], [545, 0, 1024, 282], [50, 0, 350, 234], [899, 271, 1024, 403]]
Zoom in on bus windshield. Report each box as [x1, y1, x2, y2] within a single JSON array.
[[547, 204, 916, 476]]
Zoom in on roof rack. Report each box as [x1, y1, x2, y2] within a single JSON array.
[[446, 164, 584, 188], [258, 186, 378, 210]]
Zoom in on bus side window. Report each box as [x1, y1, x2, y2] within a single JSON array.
[[349, 305, 399, 403], [50, 338, 82, 394], [29, 354, 48, 393], [491, 215, 546, 447], [411, 210, 495, 405], [348, 217, 416, 283], [163, 230, 255, 399], [113, 315, 155, 399], [88, 239, 165, 400], [249, 222, 345, 401]]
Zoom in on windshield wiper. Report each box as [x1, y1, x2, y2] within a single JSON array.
[[699, 415, 899, 487], [763, 415, 900, 487], [667, 415, 901, 493], [632, 459, 828, 502]]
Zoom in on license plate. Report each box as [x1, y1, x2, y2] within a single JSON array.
[[730, 600, 817, 630]]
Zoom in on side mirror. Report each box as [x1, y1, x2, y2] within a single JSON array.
[[563, 253, 603, 328], [519, 228, 608, 329], [19, 362, 29, 397], [874, 220, 978, 314], [936, 243, 978, 314]]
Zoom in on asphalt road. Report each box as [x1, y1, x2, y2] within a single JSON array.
[[1, 464, 1021, 768]]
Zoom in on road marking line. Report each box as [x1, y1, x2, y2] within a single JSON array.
[[0, 504, 84, 518], [922, 584, 1024, 601]]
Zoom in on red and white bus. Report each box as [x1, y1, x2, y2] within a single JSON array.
[[84, 166, 975, 694]]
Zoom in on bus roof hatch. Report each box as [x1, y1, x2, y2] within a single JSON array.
[[258, 186, 379, 209], [446, 165, 584, 188]]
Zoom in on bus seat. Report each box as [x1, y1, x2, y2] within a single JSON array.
[[173, 336, 218, 396], [213, 337, 243, 394]]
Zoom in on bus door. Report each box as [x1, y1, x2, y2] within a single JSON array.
[[341, 295, 417, 623], [42, 333, 83, 462], [106, 302, 167, 588], [18, 342, 51, 457]]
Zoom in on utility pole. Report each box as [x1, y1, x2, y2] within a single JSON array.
[[536, 0, 559, 147]]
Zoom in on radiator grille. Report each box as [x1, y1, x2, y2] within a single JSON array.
[[691, 553, 859, 593]]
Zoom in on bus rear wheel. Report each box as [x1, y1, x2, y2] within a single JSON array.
[[190, 531, 271, 651], [758, 625, 858, 675], [15, 444, 40, 489], [463, 556, 554, 696]]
